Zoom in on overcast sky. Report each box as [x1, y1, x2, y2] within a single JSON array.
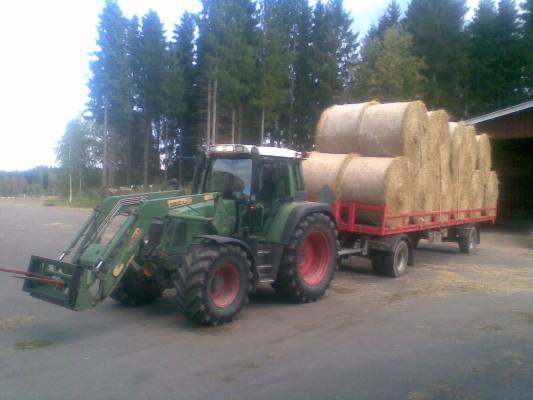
[[0, 0, 480, 171]]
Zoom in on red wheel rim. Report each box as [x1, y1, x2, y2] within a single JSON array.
[[210, 262, 240, 308], [299, 230, 331, 286]]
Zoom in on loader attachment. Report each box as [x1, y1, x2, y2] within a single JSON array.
[[22, 256, 92, 310]]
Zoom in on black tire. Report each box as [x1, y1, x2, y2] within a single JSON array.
[[458, 226, 477, 254], [371, 252, 386, 276], [410, 234, 422, 249], [175, 244, 253, 326], [273, 213, 337, 302], [111, 262, 163, 306], [382, 239, 410, 278]]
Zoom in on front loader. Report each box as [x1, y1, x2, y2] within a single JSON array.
[[12, 145, 338, 325]]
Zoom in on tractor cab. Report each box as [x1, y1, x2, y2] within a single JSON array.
[[196, 144, 307, 236]]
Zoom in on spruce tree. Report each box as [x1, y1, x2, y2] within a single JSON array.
[[523, 0, 533, 93], [368, 1, 402, 39], [256, 0, 293, 144], [88, 0, 131, 188], [493, 0, 525, 106], [137, 10, 167, 187], [406, 0, 468, 117], [355, 26, 427, 102], [466, 0, 528, 113]]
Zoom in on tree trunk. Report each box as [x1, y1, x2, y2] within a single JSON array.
[[143, 120, 150, 190], [212, 78, 218, 144], [231, 107, 236, 143], [237, 103, 243, 143], [126, 126, 132, 186], [260, 108, 265, 145], [102, 103, 108, 188], [79, 169, 82, 194], [206, 79, 212, 147], [163, 118, 169, 182], [108, 130, 115, 188]]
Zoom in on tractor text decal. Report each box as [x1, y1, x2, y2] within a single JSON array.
[[168, 197, 193, 208]]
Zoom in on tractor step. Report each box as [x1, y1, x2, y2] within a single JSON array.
[[257, 264, 274, 282]]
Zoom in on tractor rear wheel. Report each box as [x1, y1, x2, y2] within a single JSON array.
[[175, 244, 253, 326], [273, 213, 337, 302], [111, 262, 163, 306]]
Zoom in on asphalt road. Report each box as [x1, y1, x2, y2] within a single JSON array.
[[0, 198, 532, 400]]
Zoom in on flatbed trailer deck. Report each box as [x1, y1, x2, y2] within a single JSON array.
[[320, 199, 497, 277]]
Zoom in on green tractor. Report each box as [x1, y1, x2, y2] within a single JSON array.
[[20, 145, 338, 325]]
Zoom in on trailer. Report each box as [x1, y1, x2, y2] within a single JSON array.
[[329, 200, 496, 277]]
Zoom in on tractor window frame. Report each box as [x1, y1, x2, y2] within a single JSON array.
[[256, 157, 293, 205]]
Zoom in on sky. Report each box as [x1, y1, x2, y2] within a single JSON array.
[[0, 0, 480, 171]]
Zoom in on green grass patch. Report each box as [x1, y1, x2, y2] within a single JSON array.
[[43, 193, 102, 208]]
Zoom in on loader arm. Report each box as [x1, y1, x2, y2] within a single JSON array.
[[22, 191, 187, 310]]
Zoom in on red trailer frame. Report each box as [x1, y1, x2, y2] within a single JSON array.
[[332, 201, 496, 236]]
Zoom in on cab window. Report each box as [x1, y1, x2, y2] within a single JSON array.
[[258, 159, 291, 204], [205, 158, 252, 196]]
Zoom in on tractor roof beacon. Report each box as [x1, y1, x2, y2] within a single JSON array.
[[20, 144, 338, 326]]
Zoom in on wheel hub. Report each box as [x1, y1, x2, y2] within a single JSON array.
[[210, 262, 240, 308], [299, 230, 331, 286]]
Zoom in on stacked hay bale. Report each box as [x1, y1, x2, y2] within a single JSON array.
[[428, 110, 451, 222], [316, 102, 377, 154], [306, 100, 499, 228]]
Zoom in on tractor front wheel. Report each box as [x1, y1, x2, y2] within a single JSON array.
[[273, 213, 337, 302], [175, 244, 253, 326]]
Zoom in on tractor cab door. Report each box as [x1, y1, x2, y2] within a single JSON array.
[[251, 158, 293, 234]]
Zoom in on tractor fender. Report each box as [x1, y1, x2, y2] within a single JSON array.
[[194, 235, 255, 265], [280, 203, 336, 245], [368, 234, 414, 266]]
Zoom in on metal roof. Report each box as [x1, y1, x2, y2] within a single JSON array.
[[465, 100, 533, 125]]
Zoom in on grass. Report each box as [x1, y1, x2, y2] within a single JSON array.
[[43, 192, 103, 208]]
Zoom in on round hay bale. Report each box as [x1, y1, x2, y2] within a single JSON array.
[[411, 164, 439, 223], [339, 157, 412, 227], [429, 110, 450, 180], [316, 102, 377, 153], [449, 122, 467, 178], [438, 173, 455, 223], [469, 170, 484, 217], [358, 101, 429, 168], [483, 171, 499, 217], [476, 133, 491, 178], [464, 125, 477, 173], [302, 152, 356, 199]]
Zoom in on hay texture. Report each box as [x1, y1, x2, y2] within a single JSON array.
[[464, 125, 478, 173], [438, 174, 455, 223], [429, 110, 450, 180], [411, 164, 439, 223], [476, 133, 492, 178], [358, 101, 429, 168], [469, 170, 484, 217], [316, 102, 376, 153], [302, 152, 356, 199], [483, 171, 499, 216], [339, 157, 412, 227], [449, 122, 467, 178]]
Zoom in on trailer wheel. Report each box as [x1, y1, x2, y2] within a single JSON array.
[[383, 239, 410, 278], [111, 263, 163, 306], [273, 213, 337, 302], [458, 226, 477, 254], [371, 252, 386, 276], [175, 244, 253, 326]]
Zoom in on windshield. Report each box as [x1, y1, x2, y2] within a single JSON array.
[[205, 158, 252, 196]]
